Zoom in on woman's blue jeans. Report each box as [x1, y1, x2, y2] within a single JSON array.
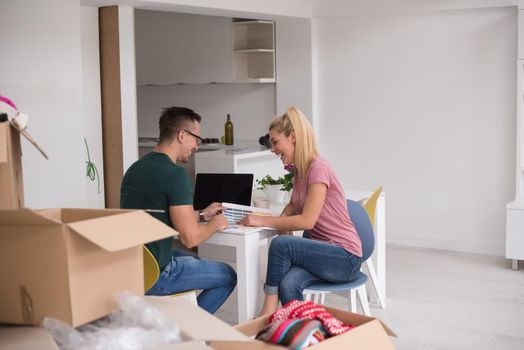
[[264, 235, 362, 305], [146, 250, 237, 314]]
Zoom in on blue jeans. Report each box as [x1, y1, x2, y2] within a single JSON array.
[[146, 250, 237, 314], [264, 235, 362, 305]]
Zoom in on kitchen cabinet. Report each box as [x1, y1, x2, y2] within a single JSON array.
[[195, 148, 286, 185], [506, 201, 524, 270], [506, 9, 524, 270], [135, 10, 232, 85], [135, 10, 166, 85], [196, 15, 233, 83], [506, 58, 524, 270], [233, 20, 275, 82]]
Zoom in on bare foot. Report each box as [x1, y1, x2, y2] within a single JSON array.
[[258, 295, 279, 317]]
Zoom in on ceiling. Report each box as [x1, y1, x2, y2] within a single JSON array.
[[80, 0, 519, 19]]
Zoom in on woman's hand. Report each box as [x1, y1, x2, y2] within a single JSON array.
[[202, 202, 225, 221], [240, 214, 267, 227]]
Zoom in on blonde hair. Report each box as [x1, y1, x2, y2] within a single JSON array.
[[269, 106, 318, 178]]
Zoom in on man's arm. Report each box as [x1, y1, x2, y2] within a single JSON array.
[[193, 202, 226, 222], [170, 205, 228, 248]]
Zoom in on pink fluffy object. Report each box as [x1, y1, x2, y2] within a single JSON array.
[[0, 95, 17, 110]]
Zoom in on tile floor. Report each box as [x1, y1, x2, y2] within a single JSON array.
[[215, 244, 524, 350]]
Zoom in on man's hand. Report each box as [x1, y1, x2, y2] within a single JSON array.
[[209, 213, 229, 231], [240, 214, 267, 227], [202, 202, 225, 221]]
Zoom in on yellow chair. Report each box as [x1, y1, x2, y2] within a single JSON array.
[[143, 246, 198, 304], [364, 186, 383, 229], [362, 186, 385, 309]]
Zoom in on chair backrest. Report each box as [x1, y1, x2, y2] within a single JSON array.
[[347, 199, 375, 261], [363, 186, 383, 229], [143, 246, 160, 292]]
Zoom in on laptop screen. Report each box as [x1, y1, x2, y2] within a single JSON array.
[[193, 173, 254, 210]]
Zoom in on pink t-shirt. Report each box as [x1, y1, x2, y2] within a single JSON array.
[[291, 157, 362, 257]]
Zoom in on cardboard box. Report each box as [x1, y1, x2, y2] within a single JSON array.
[[0, 298, 393, 350], [0, 208, 178, 327], [0, 122, 24, 209], [146, 297, 250, 345], [0, 297, 250, 350], [0, 326, 60, 350], [211, 305, 397, 350]]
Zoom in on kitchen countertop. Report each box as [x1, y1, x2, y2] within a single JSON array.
[[195, 147, 272, 159], [138, 137, 270, 154]]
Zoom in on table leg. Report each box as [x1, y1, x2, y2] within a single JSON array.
[[235, 232, 261, 323]]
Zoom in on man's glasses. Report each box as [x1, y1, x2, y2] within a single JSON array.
[[184, 129, 204, 146]]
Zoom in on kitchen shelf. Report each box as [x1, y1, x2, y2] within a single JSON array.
[[232, 78, 275, 83], [232, 19, 275, 82], [234, 49, 274, 53], [233, 20, 273, 25]]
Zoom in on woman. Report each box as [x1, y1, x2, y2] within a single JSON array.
[[241, 106, 363, 316]]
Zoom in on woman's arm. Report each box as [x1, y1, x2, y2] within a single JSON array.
[[280, 201, 294, 217], [242, 183, 327, 231]]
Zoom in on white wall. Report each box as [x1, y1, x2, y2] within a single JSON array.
[[313, 7, 517, 255], [118, 6, 140, 171], [276, 17, 314, 120], [137, 84, 276, 142], [0, 0, 87, 208], [81, 5, 105, 208]]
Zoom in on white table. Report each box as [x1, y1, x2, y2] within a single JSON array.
[[200, 189, 386, 322], [203, 228, 277, 323]]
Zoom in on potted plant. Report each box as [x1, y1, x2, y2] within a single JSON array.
[[256, 164, 294, 203]]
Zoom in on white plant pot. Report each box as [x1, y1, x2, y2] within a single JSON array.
[[264, 185, 286, 204]]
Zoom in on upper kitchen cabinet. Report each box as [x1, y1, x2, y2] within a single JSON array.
[[135, 10, 232, 85], [196, 15, 233, 83], [135, 10, 166, 85], [233, 20, 275, 83]]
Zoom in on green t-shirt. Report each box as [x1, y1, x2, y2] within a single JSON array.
[[120, 152, 193, 270]]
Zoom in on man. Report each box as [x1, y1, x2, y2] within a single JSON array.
[[121, 106, 236, 314]]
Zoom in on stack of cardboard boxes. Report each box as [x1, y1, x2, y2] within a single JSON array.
[[0, 121, 397, 349]]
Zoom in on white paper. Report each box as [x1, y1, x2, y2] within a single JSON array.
[[222, 202, 272, 224]]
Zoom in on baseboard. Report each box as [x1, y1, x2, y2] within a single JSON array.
[[387, 233, 505, 256]]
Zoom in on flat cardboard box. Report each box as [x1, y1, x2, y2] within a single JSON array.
[[0, 297, 250, 350], [211, 305, 397, 350], [0, 123, 24, 209], [0, 326, 60, 350], [0, 208, 178, 327], [146, 297, 250, 345]]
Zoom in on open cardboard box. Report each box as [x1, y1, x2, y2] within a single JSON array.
[[0, 296, 396, 350], [0, 122, 24, 209], [0, 207, 178, 327], [211, 305, 397, 350]]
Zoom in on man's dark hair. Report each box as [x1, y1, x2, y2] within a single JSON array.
[[158, 106, 201, 144]]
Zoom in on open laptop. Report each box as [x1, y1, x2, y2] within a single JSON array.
[[193, 173, 254, 210]]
